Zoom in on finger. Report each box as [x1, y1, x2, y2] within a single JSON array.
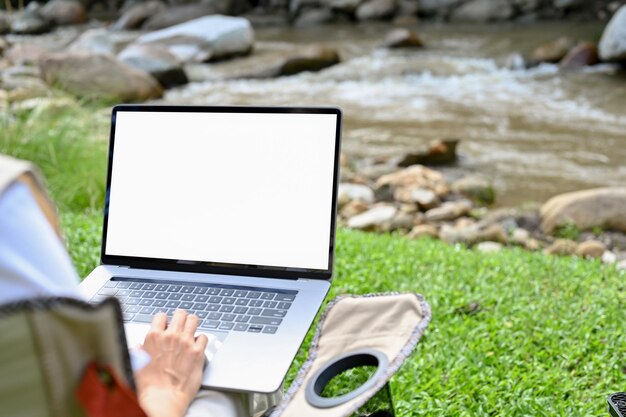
[[183, 314, 199, 338], [195, 333, 209, 351], [150, 312, 167, 332], [168, 309, 188, 333]]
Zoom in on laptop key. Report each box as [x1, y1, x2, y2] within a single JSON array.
[[248, 326, 263, 333], [250, 317, 282, 326], [275, 294, 296, 302], [133, 314, 153, 323], [246, 291, 261, 299], [180, 302, 193, 310], [233, 307, 248, 314], [182, 294, 195, 302], [143, 284, 156, 291], [180, 286, 194, 294], [156, 293, 169, 300], [263, 301, 277, 308], [193, 303, 208, 310], [200, 320, 220, 330], [222, 314, 236, 322], [248, 308, 262, 316], [139, 299, 153, 307], [206, 304, 220, 312], [117, 289, 132, 297], [207, 288, 221, 295], [155, 284, 169, 292], [104, 281, 118, 288], [168, 293, 182, 300], [143, 291, 157, 298], [169, 285, 182, 292], [209, 296, 223, 303], [262, 326, 278, 334], [117, 281, 131, 289], [166, 301, 180, 308], [208, 312, 222, 320], [153, 300, 167, 307], [277, 302, 292, 310], [261, 309, 287, 318], [219, 305, 234, 313], [193, 287, 207, 294], [249, 300, 263, 307], [234, 290, 247, 297], [219, 322, 234, 331], [220, 289, 234, 296], [233, 323, 248, 331], [235, 299, 249, 306], [140, 307, 154, 315], [260, 293, 275, 300], [98, 288, 117, 296], [195, 311, 208, 319], [235, 315, 250, 323], [123, 312, 135, 321], [223, 297, 236, 305], [130, 290, 144, 298], [196, 295, 209, 303], [129, 283, 144, 290], [127, 306, 141, 314], [125, 298, 139, 306]]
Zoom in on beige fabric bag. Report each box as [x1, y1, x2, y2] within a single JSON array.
[[0, 297, 134, 417], [270, 293, 431, 417]]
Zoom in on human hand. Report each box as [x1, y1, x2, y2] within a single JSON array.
[[135, 310, 209, 417]]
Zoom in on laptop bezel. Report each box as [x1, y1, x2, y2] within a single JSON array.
[[100, 105, 342, 281]]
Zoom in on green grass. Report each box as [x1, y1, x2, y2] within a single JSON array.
[[6, 107, 626, 416]]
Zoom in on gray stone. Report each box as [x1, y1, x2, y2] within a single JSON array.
[[347, 205, 398, 231], [142, 4, 225, 30], [382, 211, 415, 232], [602, 250, 617, 264], [137, 15, 254, 63], [39, 0, 86, 26], [511, 227, 530, 245], [382, 28, 423, 49], [425, 199, 472, 222], [529, 36, 577, 64], [451, 174, 495, 205], [476, 241, 503, 253], [5, 43, 48, 65], [419, 0, 463, 15], [340, 200, 369, 219], [10, 10, 51, 35], [245, 44, 340, 78], [119, 44, 188, 87], [325, 0, 362, 12], [338, 183, 375, 206], [39, 52, 162, 101], [376, 165, 449, 198], [356, 0, 397, 20], [599, 5, 626, 62], [559, 42, 598, 70], [0, 12, 10, 34], [393, 187, 439, 209], [540, 187, 626, 234], [544, 239, 577, 256], [69, 28, 139, 55], [112, 0, 166, 30], [450, 0, 515, 22], [408, 224, 439, 239], [439, 223, 479, 244], [294, 8, 335, 27]]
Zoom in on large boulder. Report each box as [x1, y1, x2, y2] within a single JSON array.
[[0, 12, 11, 34], [450, 0, 514, 22], [355, 0, 396, 20], [419, 0, 463, 16], [112, 0, 166, 30], [540, 188, 626, 234], [376, 165, 449, 200], [39, 0, 86, 26], [142, 3, 228, 30], [382, 28, 423, 49], [10, 10, 51, 35], [244, 44, 340, 78], [559, 42, 598, 70], [529, 36, 577, 64], [598, 5, 626, 63], [294, 8, 335, 27], [39, 52, 162, 101], [397, 139, 458, 167], [118, 44, 188, 88], [136, 15, 254, 63]]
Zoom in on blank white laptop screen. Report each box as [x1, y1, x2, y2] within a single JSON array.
[[105, 111, 338, 271]]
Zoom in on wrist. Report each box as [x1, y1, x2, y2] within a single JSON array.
[[138, 388, 188, 417]]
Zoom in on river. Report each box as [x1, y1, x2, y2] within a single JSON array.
[[162, 21, 626, 207]]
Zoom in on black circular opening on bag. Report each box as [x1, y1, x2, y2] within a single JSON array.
[[305, 349, 389, 409]]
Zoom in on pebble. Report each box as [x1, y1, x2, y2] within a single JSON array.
[[347, 204, 397, 231], [575, 240, 606, 259], [544, 239, 578, 256], [408, 224, 438, 239], [476, 241, 503, 253]]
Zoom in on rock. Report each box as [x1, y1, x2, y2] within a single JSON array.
[[69, 28, 139, 55], [474, 223, 508, 244], [397, 139, 459, 167], [529, 36, 577, 64], [324, 0, 362, 13], [39, 52, 162, 101], [544, 239, 577, 256], [559, 42, 598, 69], [376, 165, 449, 203], [425, 199, 473, 222], [439, 223, 478, 244], [338, 183, 375, 207], [119, 44, 187, 88], [278, 44, 340, 76], [5, 43, 48, 65], [347, 204, 398, 231], [511, 227, 530, 245], [602, 250, 617, 264], [393, 187, 439, 209], [356, 0, 396, 20], [576, 240, 606, 259], [382, 28, 423, 48], [340, 200, 369, 218], [599, 5, 626, 62], [112, 0, 166, 30], [10, 10, 51, 35], [137, 15, 254, 63], [382, 211, 415, 232], [294, 8, 335, 26], [617, 259, 626, 271], [540, 187, 626, 234], [476, 241, 503, 253], [451, 174, 495, 205], [450, 0, 514, 22], [39, 0, 86, 26], [142, 4, 225, 30], [419, 0, 463, 16], [524, 238, 542, 251], [408, 224, 439, 239]]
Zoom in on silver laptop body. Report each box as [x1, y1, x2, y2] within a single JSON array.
[[79, 105, 342, 393]]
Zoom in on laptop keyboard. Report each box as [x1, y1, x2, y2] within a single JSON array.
[[89, 277, 298, 335]]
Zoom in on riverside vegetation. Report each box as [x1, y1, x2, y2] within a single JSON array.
[[2, 92, 626, 417]]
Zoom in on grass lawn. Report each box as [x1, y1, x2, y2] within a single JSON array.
[[4, 106, 626, 416]]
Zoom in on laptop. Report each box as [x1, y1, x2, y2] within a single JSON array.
[[79, 105, 342, 393]]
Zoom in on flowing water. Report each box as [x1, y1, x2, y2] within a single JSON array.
[[162, 21, 626, 206]]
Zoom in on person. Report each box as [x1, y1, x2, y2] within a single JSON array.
[[0, 154, 281, 417]]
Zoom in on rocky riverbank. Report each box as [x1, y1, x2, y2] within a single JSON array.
[[339, 144, 626, 269]]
